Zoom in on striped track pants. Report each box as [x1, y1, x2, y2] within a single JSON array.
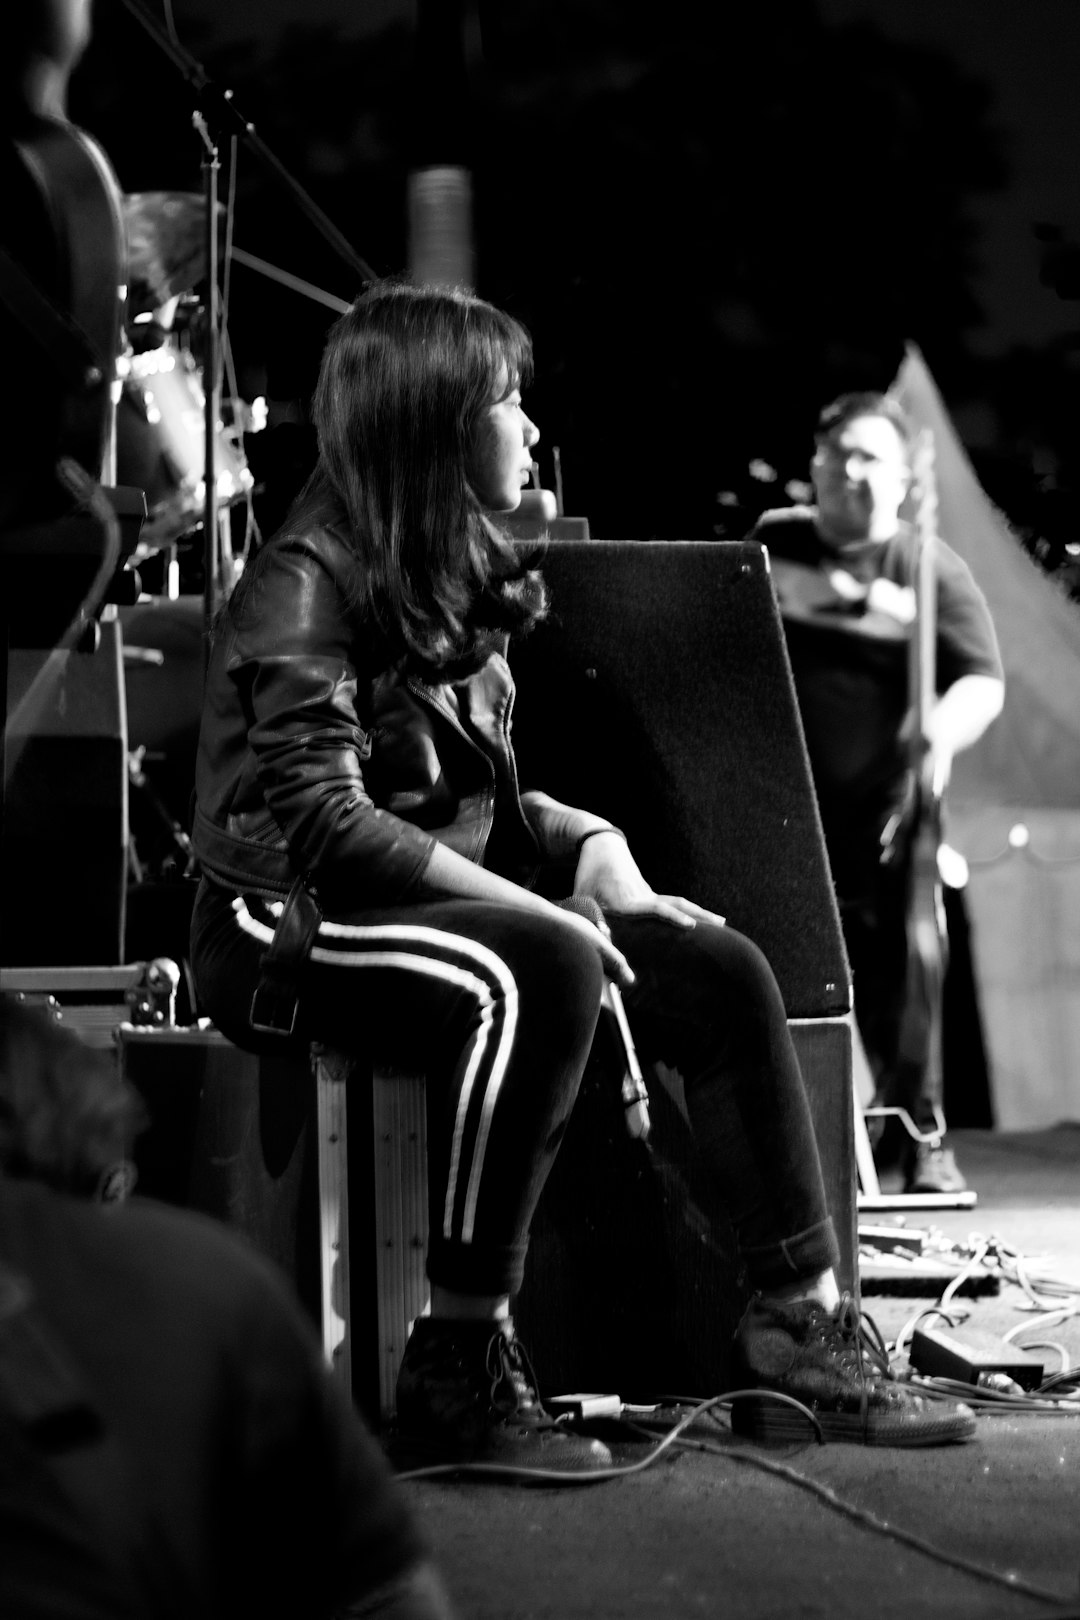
[[190, 879, 605, 1295]]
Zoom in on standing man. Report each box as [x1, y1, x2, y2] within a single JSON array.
[[749, 392, 1004, 1193]]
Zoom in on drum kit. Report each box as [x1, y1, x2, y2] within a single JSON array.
[[117, 190, 255, 565], [113, 191, 258, 880]]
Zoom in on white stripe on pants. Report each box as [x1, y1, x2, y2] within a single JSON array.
[[233, 898, 520, 1245]]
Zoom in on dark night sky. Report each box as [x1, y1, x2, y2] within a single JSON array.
[[159, 0, 1080, 357], [81, 1, 1080, 550], [173, 0, 412, 47], [822, 0, 1080, 357]]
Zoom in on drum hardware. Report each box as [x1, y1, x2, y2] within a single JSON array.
[[127, 744, 197, 882], [121, 190, 221, 318], [116, 0, 381, 631], [123, 644, 165, 667], [118, 333, 255, 552], [116, 185, 260, 591], [0, 960, 182, 1038]]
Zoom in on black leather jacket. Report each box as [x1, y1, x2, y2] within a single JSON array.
[[192, 523, 540, 909]]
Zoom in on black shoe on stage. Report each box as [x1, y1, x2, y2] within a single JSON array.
[[394, 1317, 613, 1473], [730, 1293, 977, 1447]]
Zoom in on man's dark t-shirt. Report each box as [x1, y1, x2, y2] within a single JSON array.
[[750, 507, 1002, 831]]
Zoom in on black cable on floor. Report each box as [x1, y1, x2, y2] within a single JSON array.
[[675, 1416, 1079, 1612], [402, 1393, 1079, 1612]]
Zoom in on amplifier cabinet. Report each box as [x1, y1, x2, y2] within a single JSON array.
[[3, 619, 128, 967], [514, 1016, 855, 1401], [120, 1027, 418, 1426]]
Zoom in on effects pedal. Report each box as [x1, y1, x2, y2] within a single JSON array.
[[909, 1325, 1045, 1390]]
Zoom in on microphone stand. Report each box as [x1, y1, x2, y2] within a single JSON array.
[[113, 0, 381, 637], [193, 110, 221, 637]]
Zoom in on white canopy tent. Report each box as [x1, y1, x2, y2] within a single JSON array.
[[894, 347, 1080, 1128]]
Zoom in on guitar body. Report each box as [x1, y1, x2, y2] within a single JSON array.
[[0, 30, 136, 963], [0, 112, 128, 654], [0, 114, 124, 526]]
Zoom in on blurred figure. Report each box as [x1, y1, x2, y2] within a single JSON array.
[[1, 0, 121, 528], [748, 393, 1004, 1192], [0, 995, 454, 1619], [1, 0, 92, 122]]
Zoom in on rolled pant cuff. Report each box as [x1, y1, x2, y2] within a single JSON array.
[[426, 1236, 528, 1299], [741, 1216, 840, 1291]]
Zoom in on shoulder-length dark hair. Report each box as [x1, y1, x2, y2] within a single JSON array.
[[281, 280, 547, 676]]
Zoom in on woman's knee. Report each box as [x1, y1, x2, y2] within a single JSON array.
[[619, 914, 777, 993], [501, 913, 605, 1049], [672, 918, 781, 1002]]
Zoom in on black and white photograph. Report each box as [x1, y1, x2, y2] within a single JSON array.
[[2, 4, 1079, 1616]]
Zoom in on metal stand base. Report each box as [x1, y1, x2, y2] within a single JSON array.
[[853, 1092, 977, 1212], [859, 1189, 978, 1212]]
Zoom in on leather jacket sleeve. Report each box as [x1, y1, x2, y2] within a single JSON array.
[[195, 529, 439, 907]]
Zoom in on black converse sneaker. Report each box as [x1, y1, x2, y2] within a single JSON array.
[[730, 1293, 977, 1447], [394, 1318, 613, 1473]]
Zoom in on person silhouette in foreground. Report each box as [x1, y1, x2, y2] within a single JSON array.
[[0, 994, 454, 1618]]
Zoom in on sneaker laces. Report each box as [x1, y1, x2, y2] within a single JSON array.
[[818, 1294, 899, 1436], [485, 1327, 548, 1427], [831, 1294, 892, 1380]]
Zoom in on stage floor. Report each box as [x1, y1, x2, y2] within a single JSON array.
[[400, 1127, 1080, 1620]]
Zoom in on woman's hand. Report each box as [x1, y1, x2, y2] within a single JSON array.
[[573, 831, 726, 931], [548, 898, 636, 989], [419, 836, 637, 987]]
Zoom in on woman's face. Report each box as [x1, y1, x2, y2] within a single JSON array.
[[468, 370, 540, 512]]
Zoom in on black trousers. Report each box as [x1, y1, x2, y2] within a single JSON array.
[[191, 879, 838, 1299], [821, 790, 932, 1126]]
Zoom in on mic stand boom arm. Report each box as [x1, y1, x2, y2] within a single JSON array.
[[114, 0, 378, 286], [114, 0, 380, 629]]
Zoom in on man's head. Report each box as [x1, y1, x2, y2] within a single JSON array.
[[811, 391, 913, 543]]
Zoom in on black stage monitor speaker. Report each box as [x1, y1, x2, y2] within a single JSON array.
[[2, 617, 127, 966], [510, 541, 857, 1387], [511, 539, 849, 1019]]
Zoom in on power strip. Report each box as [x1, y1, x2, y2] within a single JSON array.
[[909, 1325, 1045, 1389], [546, 1393, 624, 1420]]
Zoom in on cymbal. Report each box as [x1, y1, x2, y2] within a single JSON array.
[[122, 191, 225, 316]]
